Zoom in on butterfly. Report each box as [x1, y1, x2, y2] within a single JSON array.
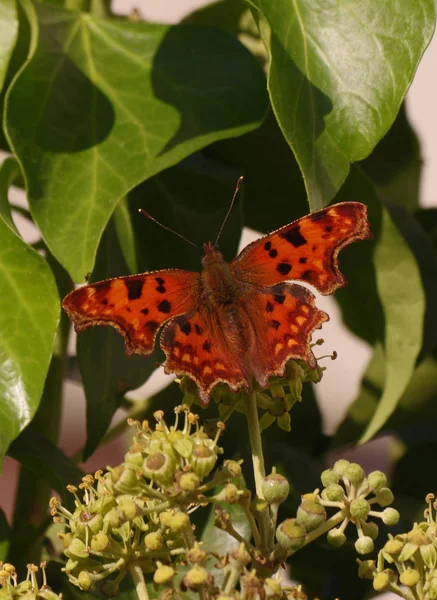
[[63, 196, 371, 404]]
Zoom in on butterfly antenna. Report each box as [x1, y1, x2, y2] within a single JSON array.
[[214, 176, 244, 248], [139, 210, 200, 250]]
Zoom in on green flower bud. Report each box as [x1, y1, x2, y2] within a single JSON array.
[[78, 571, 93, 590], [79, 510, 103, 535], [125, 442, 147, 467], [187, 545, 209, 564], [179, 472, 200, 491], [399, 542, 419, 562], [384, 538, 404, 556], [189, 444, 218, 479], [332, 459, 350, 477], [109, 464, 141, 494], [262, 472, 290, 505], [117, 496, 138, 521], [223, 460, 242, 479], [321, 484, 345, 502], [276, 519, 306, 552], [182, 565, 212, 589], [59, 532, 74, 550], [230, 545, 251, 565], [399, 568, 420, 587], [168, 512, 190, 533], [145, 532, 163, 551], [90, 532, 109, 553], [375, 487, 394, 507], [65, 537, 89, 559], [373, 571, 391, 591], [357, 559, 375, 579], [381, 508, 400, 526], [420, 543, 437, 570], [296, 494, 327, 531], [154, 565, 176, 585], [327, 528, 346, 548], [103, 507, 120, 530], [350, 498, 370, 521], [320, 469, 339, 487], [367, 470, 387, 491], [355, 536, 374, 555], [143, 452, 175, 486], [345, 463, 365, 485], [362, 521, 379, 540]]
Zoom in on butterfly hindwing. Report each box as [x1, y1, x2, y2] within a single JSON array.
[[62, 269, 200, 356], [161, 308, 250, 403], [231, 202, 371, 294], [243, 283, 328, 386]]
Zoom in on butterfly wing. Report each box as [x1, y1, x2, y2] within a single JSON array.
[[160, 306, 250, 403], [62, 270, 200, 356], [243, 283, 328, 386], [231, 202, 371, 294]]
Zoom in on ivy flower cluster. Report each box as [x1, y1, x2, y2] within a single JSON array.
[[274, 459, 400, 558], [359, 493, 437, 599], [0, 562, 62, 599]]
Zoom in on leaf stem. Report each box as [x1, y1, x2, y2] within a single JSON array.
[[128, 562, 150, 600]]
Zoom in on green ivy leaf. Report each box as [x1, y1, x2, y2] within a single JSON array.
[[0, 0, 18, 93], [335, 169, 425, 443], [334, 349, 437, 447], [247, 0, 436, 209], [8, 425, 83, 501], [4, 0, 268, 281], [0, 158, 59, 466]]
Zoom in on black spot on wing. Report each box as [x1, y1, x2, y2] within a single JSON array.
[[266, 301, 274, 313], [264, 241, 272, 251], [158, 300, 171, 314], [280, 226, 307, 248], [180, 321, 191, 336], [277, 262, 292, 276], [299, 257, 307, 264], [94, 280, 112, 293], [309, 211, 325, 222], [269, 249, 278, 258], [125, 279, 144, 300], [301, 269, 314, 281], [155, 277, 165, 285], [195, 324, 203, 335], [156, 285, 166, 294], [274, 294, 285, 304], [271, 320, 280, 330], [202, 340, 211, 352], [141, 308, 149, 315], [145, 320, 159, 333]]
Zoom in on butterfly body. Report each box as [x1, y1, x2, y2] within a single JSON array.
[[63, 202, 371, 403]]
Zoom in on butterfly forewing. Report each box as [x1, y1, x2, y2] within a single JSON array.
[[62, 269, 200, 356], [231, 202, 371, 294]]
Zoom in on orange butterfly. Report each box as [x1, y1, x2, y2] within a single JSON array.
[[63, 192, 371, 403]]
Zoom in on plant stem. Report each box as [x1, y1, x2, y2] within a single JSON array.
[[243, 392, 271, 553], [243, 392, 266, 498], [128, 562, 150, 600]]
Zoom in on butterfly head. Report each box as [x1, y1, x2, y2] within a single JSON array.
[[202, 241, 224, 265]]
